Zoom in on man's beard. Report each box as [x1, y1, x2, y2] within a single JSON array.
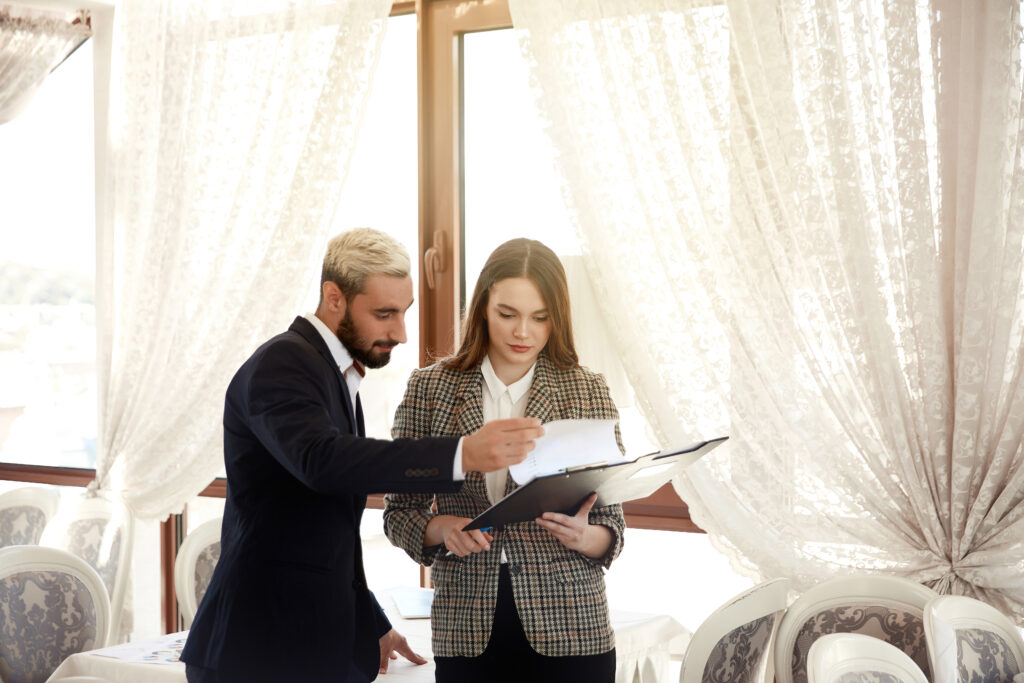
[[336, 311, 394, 369]]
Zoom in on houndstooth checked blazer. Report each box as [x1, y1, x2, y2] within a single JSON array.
[[383, 351, 626, 658]]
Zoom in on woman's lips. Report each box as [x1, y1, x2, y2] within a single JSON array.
[[509, 344, 531, 353]]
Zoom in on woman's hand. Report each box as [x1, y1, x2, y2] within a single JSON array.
[[425, 515, 494, 557], [535, 493, 612, 559]]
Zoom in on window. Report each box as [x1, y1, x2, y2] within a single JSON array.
[[0, 40, 96, 469]]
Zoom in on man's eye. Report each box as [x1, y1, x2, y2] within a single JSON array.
[[377, 313, 392, 320]]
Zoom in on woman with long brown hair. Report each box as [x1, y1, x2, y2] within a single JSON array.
[[383, 238, 625, 682]]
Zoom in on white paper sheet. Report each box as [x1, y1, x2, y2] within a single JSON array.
[[509, 418, 626, 485]]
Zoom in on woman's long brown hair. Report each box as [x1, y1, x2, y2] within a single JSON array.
[[444, 238, 579, 371]]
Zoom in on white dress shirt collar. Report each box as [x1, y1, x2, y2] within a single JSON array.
[[480, 354, 534, 404], [304, 313, 363, 411]]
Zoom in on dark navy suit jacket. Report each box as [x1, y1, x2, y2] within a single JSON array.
[[181, 316, 460, 682]]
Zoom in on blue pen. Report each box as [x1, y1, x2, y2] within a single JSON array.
[[445, 526, 493, 556]]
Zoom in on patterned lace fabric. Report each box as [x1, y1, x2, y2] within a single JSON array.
[[0, 570, 99, 683], [956, 627, 1021, 683], [702, 613, 775, 683], [192, 541, 220, 606], [0, 507, 47, 547], [92, 0, 392, 520], [508, 0, 1024, 620], [789, 606, 930, 683]]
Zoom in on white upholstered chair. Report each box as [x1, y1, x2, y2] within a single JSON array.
[[174, 516, 222, 627], [40, 494, 133, 644], [924, 595, 1024, 683], [679, 578, 791, 683], [808, 633, 929, 683], [0, 486, 60, 548], [774, 575, 938, 683], [0, 545, 110, 683]]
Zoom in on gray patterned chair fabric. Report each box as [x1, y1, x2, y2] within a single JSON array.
[[680, 578, 791, 683], [40, 495, 133, 645], [924, 595, 1024, 683], [808, 633, 929, 683], [774, 575, 939, 683], [0, 487, 60, 548], [174, 517, 223, 628], [0, 545, 110, 683]]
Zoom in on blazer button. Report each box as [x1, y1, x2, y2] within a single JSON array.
[[405, 468, 414, 477], [509, 564, 523, 576], [428, 467, 439, 477]]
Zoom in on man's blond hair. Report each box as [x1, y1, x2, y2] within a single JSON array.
[[320, 228, 411, 301]]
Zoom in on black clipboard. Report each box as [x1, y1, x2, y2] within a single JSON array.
[[462, 436, 728, 531]]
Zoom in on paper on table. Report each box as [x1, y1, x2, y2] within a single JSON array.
[[509, 418, 626, 485], [90, 631, 188, 665]]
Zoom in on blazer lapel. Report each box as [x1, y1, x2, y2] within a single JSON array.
[[453, 366, 489, 501], [289, 316, 359, 435]]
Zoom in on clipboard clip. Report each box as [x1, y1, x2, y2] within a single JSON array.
[[561, 461, 606, 473]]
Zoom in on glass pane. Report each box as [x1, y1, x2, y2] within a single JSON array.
[[331, 13, 418, 441], [0, 42, 96, 468], [462, 29, 657, 457]]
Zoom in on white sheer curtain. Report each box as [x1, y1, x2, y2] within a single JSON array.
[[510, 0, 1024, 621], [94, 0, 392, 520], [0, 6, 91, 123]]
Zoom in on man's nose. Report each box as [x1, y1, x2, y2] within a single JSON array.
[[391, 316, 408, 344]]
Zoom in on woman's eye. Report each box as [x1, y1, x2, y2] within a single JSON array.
[[499, 312, 515, 319], [533, 316, 549, 323]]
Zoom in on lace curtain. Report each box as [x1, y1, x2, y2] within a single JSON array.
[[94, 0, 392, 519], [0, 6, 91, 124], [510, 0, 1024, 621]]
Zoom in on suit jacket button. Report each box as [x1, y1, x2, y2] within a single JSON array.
[[428, 467, 439, 476], [510, 564, 522, 576], [405, 468, 414, 477]]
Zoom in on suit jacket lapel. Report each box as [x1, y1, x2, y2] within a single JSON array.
[[289, 316, 359, 435]]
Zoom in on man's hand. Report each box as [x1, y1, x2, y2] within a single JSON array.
[[462, 417, 544, 473], [535, 493, 612, 559], [379, 628, 427, 674], [425, 515, 493, 557]]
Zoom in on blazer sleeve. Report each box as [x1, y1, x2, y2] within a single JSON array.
[[382, 369, 446, 566], [243, 340, 460, 496], [583, 371, 627, 569]]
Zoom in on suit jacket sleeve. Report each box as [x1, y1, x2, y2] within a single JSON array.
[[370, 591, 392, 639], [243, 339, 460, 496], [383, 368, 446, 566], [584, 371, 627, 569]]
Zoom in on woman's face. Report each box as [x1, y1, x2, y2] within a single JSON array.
[[484, 277, 552, 382]]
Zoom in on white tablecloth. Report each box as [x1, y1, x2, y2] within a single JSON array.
[[48, 588, 687, 683]]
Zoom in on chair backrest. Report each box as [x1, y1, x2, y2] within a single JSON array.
[[0, 486, 61, 547], [809, 633, 930, 683], [774, 575, 938, 683], [924, 595, 1024, 683], [40, 494, 134, 644], [0, 545, 110, 683], [680, 578, 791, 683], [174, 516, 222, 627]]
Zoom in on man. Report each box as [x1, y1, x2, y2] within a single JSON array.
[[181, 229, 543, 682]]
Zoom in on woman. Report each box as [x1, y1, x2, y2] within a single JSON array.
[[383, 238, 625, 683]]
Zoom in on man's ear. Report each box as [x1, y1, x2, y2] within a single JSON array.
[[322, 281, 346, 316]]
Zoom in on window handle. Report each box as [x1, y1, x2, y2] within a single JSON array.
[[424, 230, 447, 290]]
